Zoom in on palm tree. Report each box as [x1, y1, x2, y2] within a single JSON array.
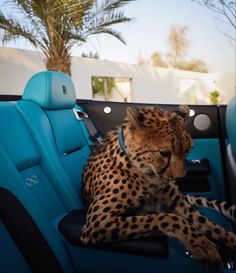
[[0, 0, 134, 75]]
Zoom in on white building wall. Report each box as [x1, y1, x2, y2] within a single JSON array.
[[0, 47, 235, 104], [0, 48, 44, 95]]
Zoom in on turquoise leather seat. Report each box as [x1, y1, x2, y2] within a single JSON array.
[[226, 96, 236, 203], [17, 71, 92, 209], [0, 72, 96, 273], [0, 102, 74, 273]]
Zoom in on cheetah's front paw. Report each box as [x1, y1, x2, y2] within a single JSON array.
[[186, 239, 222, 267]]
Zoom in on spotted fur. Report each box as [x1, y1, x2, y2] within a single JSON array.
[[185, 195, 236, 223], [81, 105, 236, 267]]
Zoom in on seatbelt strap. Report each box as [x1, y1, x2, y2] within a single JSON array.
[[73, 108, 103, 144]]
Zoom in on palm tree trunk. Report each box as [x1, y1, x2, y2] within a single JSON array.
[[45, 49, 72, 75]]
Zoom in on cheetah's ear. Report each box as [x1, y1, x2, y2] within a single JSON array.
[[127, 107, 144, 129], [174, 105, 190, 120]]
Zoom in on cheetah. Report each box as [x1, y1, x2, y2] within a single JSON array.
[[81, 105, 236, 267]]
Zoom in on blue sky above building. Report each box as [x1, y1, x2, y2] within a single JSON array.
[[0, 0, 235, 73]]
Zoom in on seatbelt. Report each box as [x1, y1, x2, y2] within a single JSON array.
[[73, 108, 103, 145]]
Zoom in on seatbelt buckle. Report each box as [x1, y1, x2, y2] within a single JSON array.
[[73, 107, 103, 146], [73, 108, 88, 120]]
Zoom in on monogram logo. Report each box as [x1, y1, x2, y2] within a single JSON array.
[[25, 175, 39, 187], [62, 85, 67, 95]]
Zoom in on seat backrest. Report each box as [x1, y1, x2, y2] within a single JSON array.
[[0, 102, 74, 273], [17, 71, 92, 209], [226, 96, 236, 203]]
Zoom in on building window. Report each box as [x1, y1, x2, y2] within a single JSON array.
[[92, 77, 131, 102]]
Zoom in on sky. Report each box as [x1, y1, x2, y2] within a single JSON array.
[[77, 0, 235, 73], [0, 0, 235, 73]]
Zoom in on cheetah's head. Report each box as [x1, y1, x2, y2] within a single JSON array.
[[123, 105, 192, 181]]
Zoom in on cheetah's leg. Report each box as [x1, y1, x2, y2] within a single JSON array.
[[179, 204, 236, 249], [184, 194, 236, 223], [80, 209, 222, 267], [176, 198, 236, 266], [160, 183, 236, 250]]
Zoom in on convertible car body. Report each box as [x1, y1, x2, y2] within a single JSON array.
[[0, 71, 235, 273]]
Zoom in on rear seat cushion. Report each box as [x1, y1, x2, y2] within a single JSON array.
[[58, 209, 168, 259], [23, 71, 76, 110]]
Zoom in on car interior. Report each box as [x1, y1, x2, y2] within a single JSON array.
[[0, 71, 235, 273]]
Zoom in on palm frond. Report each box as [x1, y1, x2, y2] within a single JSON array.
[[91, 28, 126, 44], [0, 0, 135, 74], [98, 0, 135, 12], [0, 11, 37, 46], [81, 1, 134, 44]]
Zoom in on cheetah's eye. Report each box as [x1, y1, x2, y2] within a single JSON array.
[[159, 150, 171, 157]]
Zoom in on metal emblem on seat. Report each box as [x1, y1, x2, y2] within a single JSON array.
[[62, 85, 67, 95], [25, 175, 39, 187]]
